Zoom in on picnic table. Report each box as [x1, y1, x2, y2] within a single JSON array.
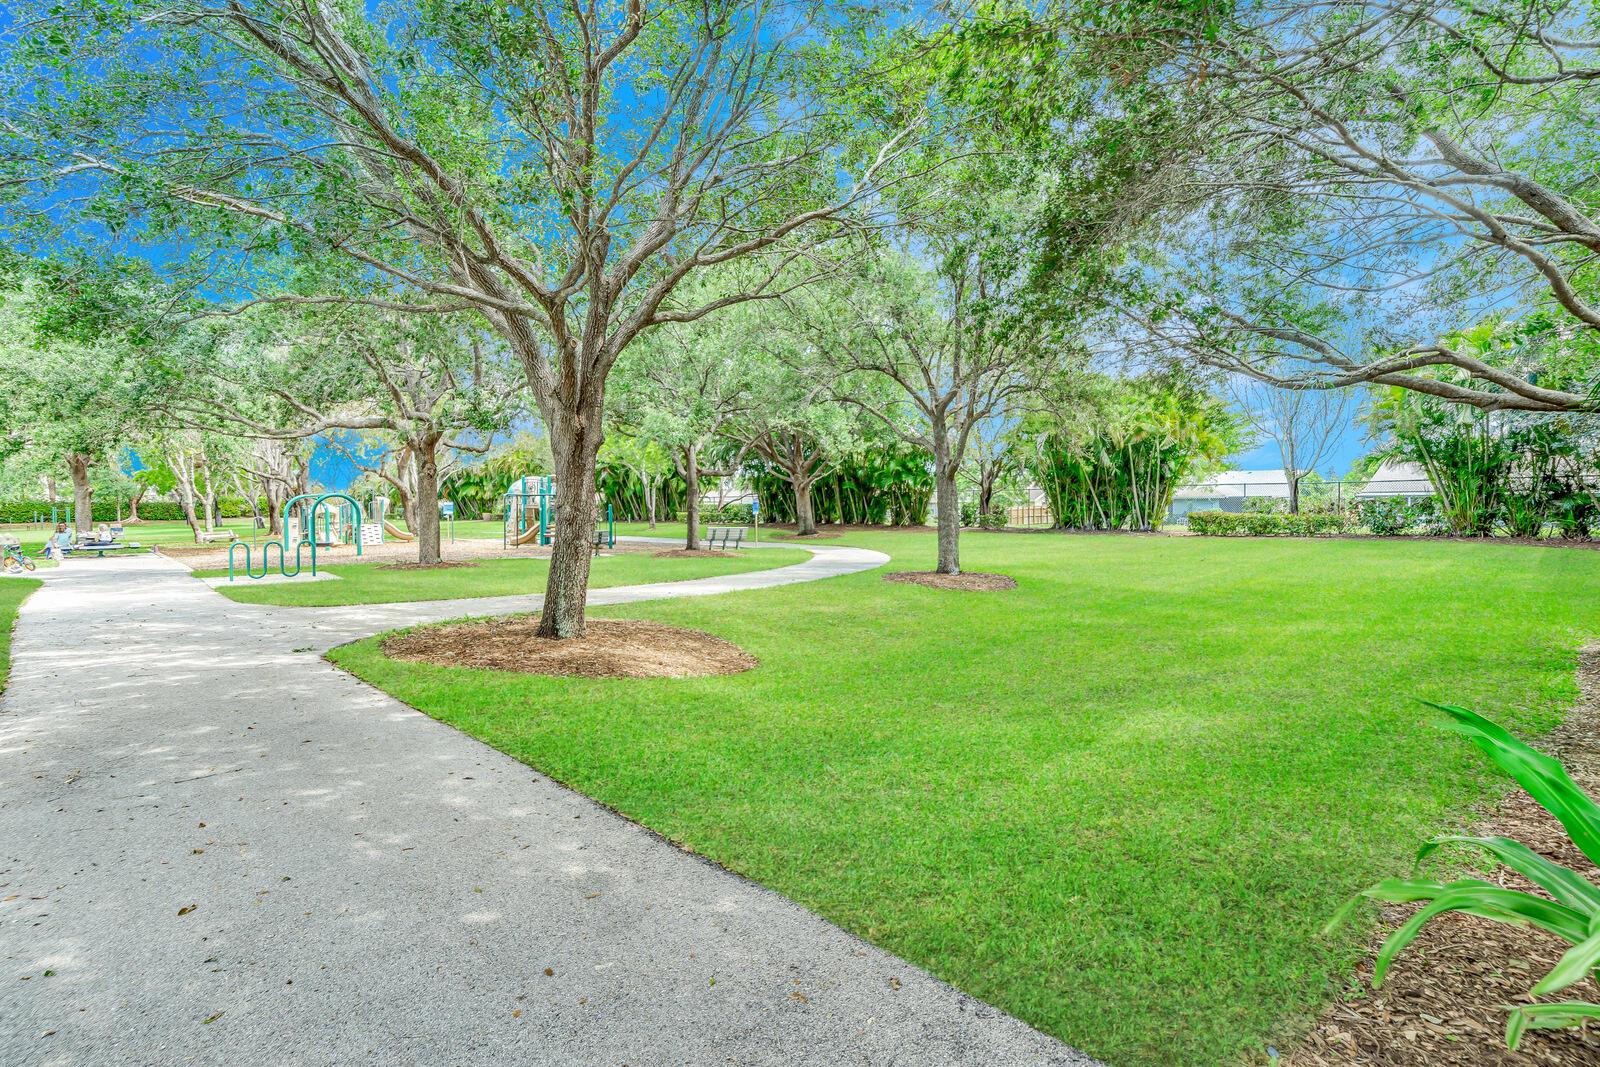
[[67, 541, 145, 559]]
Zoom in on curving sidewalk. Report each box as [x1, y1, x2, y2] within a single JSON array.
[[0, 544, 1096, 1067], [282, 535, 892, 646]]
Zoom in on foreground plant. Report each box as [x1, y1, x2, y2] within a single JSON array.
[[1330, 703, 1600, 1049]]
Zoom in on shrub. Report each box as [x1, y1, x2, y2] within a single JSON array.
[[702, 503, 755, 525], [1242, 496, 1287, 514], [1357, 496, 1416, 536], [0, 497, 258, 524], [1185, 510, 1352, 536], [1329, 704, 1600, 1050]]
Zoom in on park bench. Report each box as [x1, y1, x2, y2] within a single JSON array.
[[591, 526, 614, 554], [195, 529, 237, 544], [706, 525, 747, 550]]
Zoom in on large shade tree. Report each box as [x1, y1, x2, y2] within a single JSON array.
[[2, 0, 929, 635], [1096, 0, 1600, 413]]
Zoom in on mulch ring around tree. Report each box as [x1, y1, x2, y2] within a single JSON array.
[[1287, 645, 1600, 1067], [376, 561, 481, 571], [381, 616, 758, 679], [652, 549, 733, 559], [882, 571, 1017, 592]]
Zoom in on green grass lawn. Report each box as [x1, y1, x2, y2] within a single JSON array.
[[1, 518, 262, 554], [0, 577, 42, 696], [331, 530, 1600, 1065], [198, 547, 809, 606]]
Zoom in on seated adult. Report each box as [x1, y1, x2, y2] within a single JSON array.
[[89, 523, 115, 545], [40, 523, 74, 559]]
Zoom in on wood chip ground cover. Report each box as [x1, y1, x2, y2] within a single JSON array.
[[382, 616, 759, 679], [882, 570, 1018, 591]]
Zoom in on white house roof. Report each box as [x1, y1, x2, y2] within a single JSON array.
[[1355, 460, 1434, 498], [1172, 470, 1292, 500]]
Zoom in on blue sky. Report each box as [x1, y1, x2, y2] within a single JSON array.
[[1227, 410, 1374, 480]]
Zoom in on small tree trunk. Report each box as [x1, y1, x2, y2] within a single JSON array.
[[683, 444, 701, 550], [1288, 475, 1301, 515], [537, 421, 601, 639], [412, 437, 443, 566], [174, 458, 201, 539], [645, 472, 657, 529], [934, 458, 961, 575], [67, 453, 94, 535], [43, 475, 58, 505], [792, 478, 818, 535], [126, 484, 146, 523]]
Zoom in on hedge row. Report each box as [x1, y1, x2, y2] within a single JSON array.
[[1186, 510, 1355, 537], [0, 497, 259, 524]]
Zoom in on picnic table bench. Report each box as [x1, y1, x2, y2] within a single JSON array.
[[706, 525, 747, 550], [67, 541, 145, 559]]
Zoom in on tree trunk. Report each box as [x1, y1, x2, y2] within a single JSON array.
[[537, 423, 601, 639], [412, 436, 443, 566], [683, 443, 701, 550], [1288, 474, 1301, 515], [174, 459, 201, 539], [67, 453, 94, 535], [793, 479, 817, 535], [934, 457, 961, 575], [644, 470, 657, 529], [43, 475, 58, 505], [126, 483, 146, 523]]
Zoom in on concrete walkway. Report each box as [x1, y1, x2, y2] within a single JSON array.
[[0, 546, 1093, 1066]]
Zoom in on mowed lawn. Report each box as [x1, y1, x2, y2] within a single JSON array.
[[0, 577, 42, 695], [199, 547, 809, 606], [329, 532, 1600, 1065]]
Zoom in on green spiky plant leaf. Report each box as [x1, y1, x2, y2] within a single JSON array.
[[1330, 702, 1600, 1049]]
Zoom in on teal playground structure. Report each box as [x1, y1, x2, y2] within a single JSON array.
[[503, 477, 614, 550], [226, 493, 366, 582]]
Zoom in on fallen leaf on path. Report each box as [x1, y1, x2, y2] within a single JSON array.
[[177, 904, 197, 916]]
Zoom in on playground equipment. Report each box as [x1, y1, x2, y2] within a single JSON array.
[[504, 476, 556, 547], [503, 477, 615, 549], [226, 492, 364, 582], [369, 497, 414, 542]]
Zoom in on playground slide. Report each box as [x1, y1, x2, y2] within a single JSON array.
[[509, 524, 543, 546], [383, 519, 415, 541]]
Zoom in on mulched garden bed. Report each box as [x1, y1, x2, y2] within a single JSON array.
[[882, 571, 1017, 592], [382, 616, 758, 679], [1288, 646, 1600, 1066]]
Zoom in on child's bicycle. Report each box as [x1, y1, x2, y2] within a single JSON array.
[[3, 541, 36, 574]]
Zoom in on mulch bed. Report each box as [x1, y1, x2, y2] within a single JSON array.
[[382, 617, 758, 679], [376, 561, 480, 571], [653, 549, 733, 559], [882, 571, 1017, 592], [1288, 646, 1600, 1066]]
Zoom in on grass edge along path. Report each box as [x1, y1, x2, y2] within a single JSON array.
[[0, 577, 42, 697], [197, 548, 810, 607], [328, 532, 1600, 1066]]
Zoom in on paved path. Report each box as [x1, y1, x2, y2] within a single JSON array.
[[0, 546, 1093, 1066]]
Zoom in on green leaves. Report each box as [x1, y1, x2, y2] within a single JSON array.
[[1429, 702, 1600, 868], [1330, 703, 1600, 1048], [1505, 1002, 1600, 1050]]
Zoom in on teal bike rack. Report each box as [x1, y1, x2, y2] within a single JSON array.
[[227, 538, 319, 582]]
